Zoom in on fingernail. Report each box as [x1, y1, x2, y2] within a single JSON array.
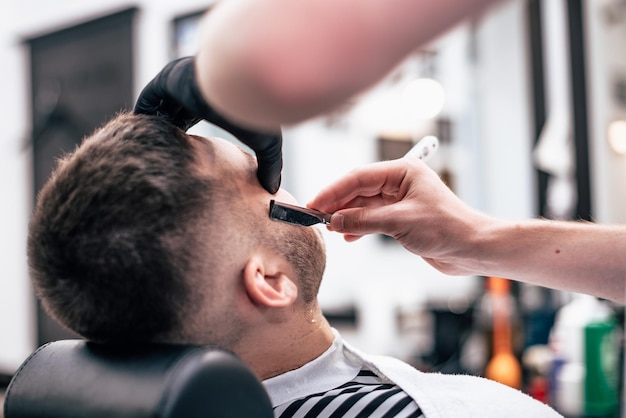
[[333, 214, 344, 231]]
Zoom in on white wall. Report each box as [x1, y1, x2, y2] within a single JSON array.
[[0, 21, 33, 373], [0, 0, 539, 370], [474, 0, 535, 219], [1, 2, 36, 375], [585, 0, 626, 224]]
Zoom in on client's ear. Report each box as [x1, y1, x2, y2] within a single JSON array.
[[243, 256, 297, 308]]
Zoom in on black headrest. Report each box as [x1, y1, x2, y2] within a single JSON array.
[[4, 340, 273, 418]]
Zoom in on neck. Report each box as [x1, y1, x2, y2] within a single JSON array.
[[234, 305, 335, 380]]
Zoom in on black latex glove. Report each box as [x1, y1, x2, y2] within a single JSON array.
[[134, 56, 282, 193]]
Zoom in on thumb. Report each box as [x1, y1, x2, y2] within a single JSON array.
[[330, 206, 394, 236]]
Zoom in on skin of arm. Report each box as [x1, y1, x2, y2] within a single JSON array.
[[195, 0, 501, 130], [308, 158, 626, 303]]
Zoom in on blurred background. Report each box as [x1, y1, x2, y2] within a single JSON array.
[[1, 0, 625, 416]]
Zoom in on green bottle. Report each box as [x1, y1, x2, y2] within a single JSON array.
[[584, 318, 619, 416]]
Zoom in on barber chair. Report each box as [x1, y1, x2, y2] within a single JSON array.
[[3, 340, 273, 418]]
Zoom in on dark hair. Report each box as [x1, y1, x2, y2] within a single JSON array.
[[28, 113, 215, 343]]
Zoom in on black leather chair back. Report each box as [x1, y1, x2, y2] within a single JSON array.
[[4, 340, 273, 418]]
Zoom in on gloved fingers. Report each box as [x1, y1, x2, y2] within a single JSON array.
[[135, 87, 201, 131], [253, 134, 283, 194], [256, 159, 282, 194], [161, 105, 202, 131], [144, 97, 200, 131], [133, 56, 283, 192], [133, 80, 163, 115], [134, 57, 201, 130]]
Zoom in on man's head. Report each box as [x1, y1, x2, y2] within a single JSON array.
[[28, 113, 326, 346]]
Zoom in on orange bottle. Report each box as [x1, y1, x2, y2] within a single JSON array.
[[485, 277, 522, 389]]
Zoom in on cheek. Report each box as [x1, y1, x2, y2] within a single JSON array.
[[249, 197, 278, 230]]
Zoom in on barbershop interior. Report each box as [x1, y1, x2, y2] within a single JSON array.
[[1, 0, 626, 417]]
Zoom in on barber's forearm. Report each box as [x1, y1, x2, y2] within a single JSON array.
[[472, 219, 626, 303], [196, 0, 501, 130]]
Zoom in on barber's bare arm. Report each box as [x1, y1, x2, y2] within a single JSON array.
[[195, 0, 500, 131], [308, 159, 626, 303]]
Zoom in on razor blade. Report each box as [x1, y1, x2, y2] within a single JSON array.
[[269, 200, 332, 227]]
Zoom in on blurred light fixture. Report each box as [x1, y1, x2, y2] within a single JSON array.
[[607, 119, 626, 155], [402, 78, 445, 119]]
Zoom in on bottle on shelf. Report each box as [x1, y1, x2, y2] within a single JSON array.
[[484, 276, 522, 390], [549, 293, 619, 416]]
